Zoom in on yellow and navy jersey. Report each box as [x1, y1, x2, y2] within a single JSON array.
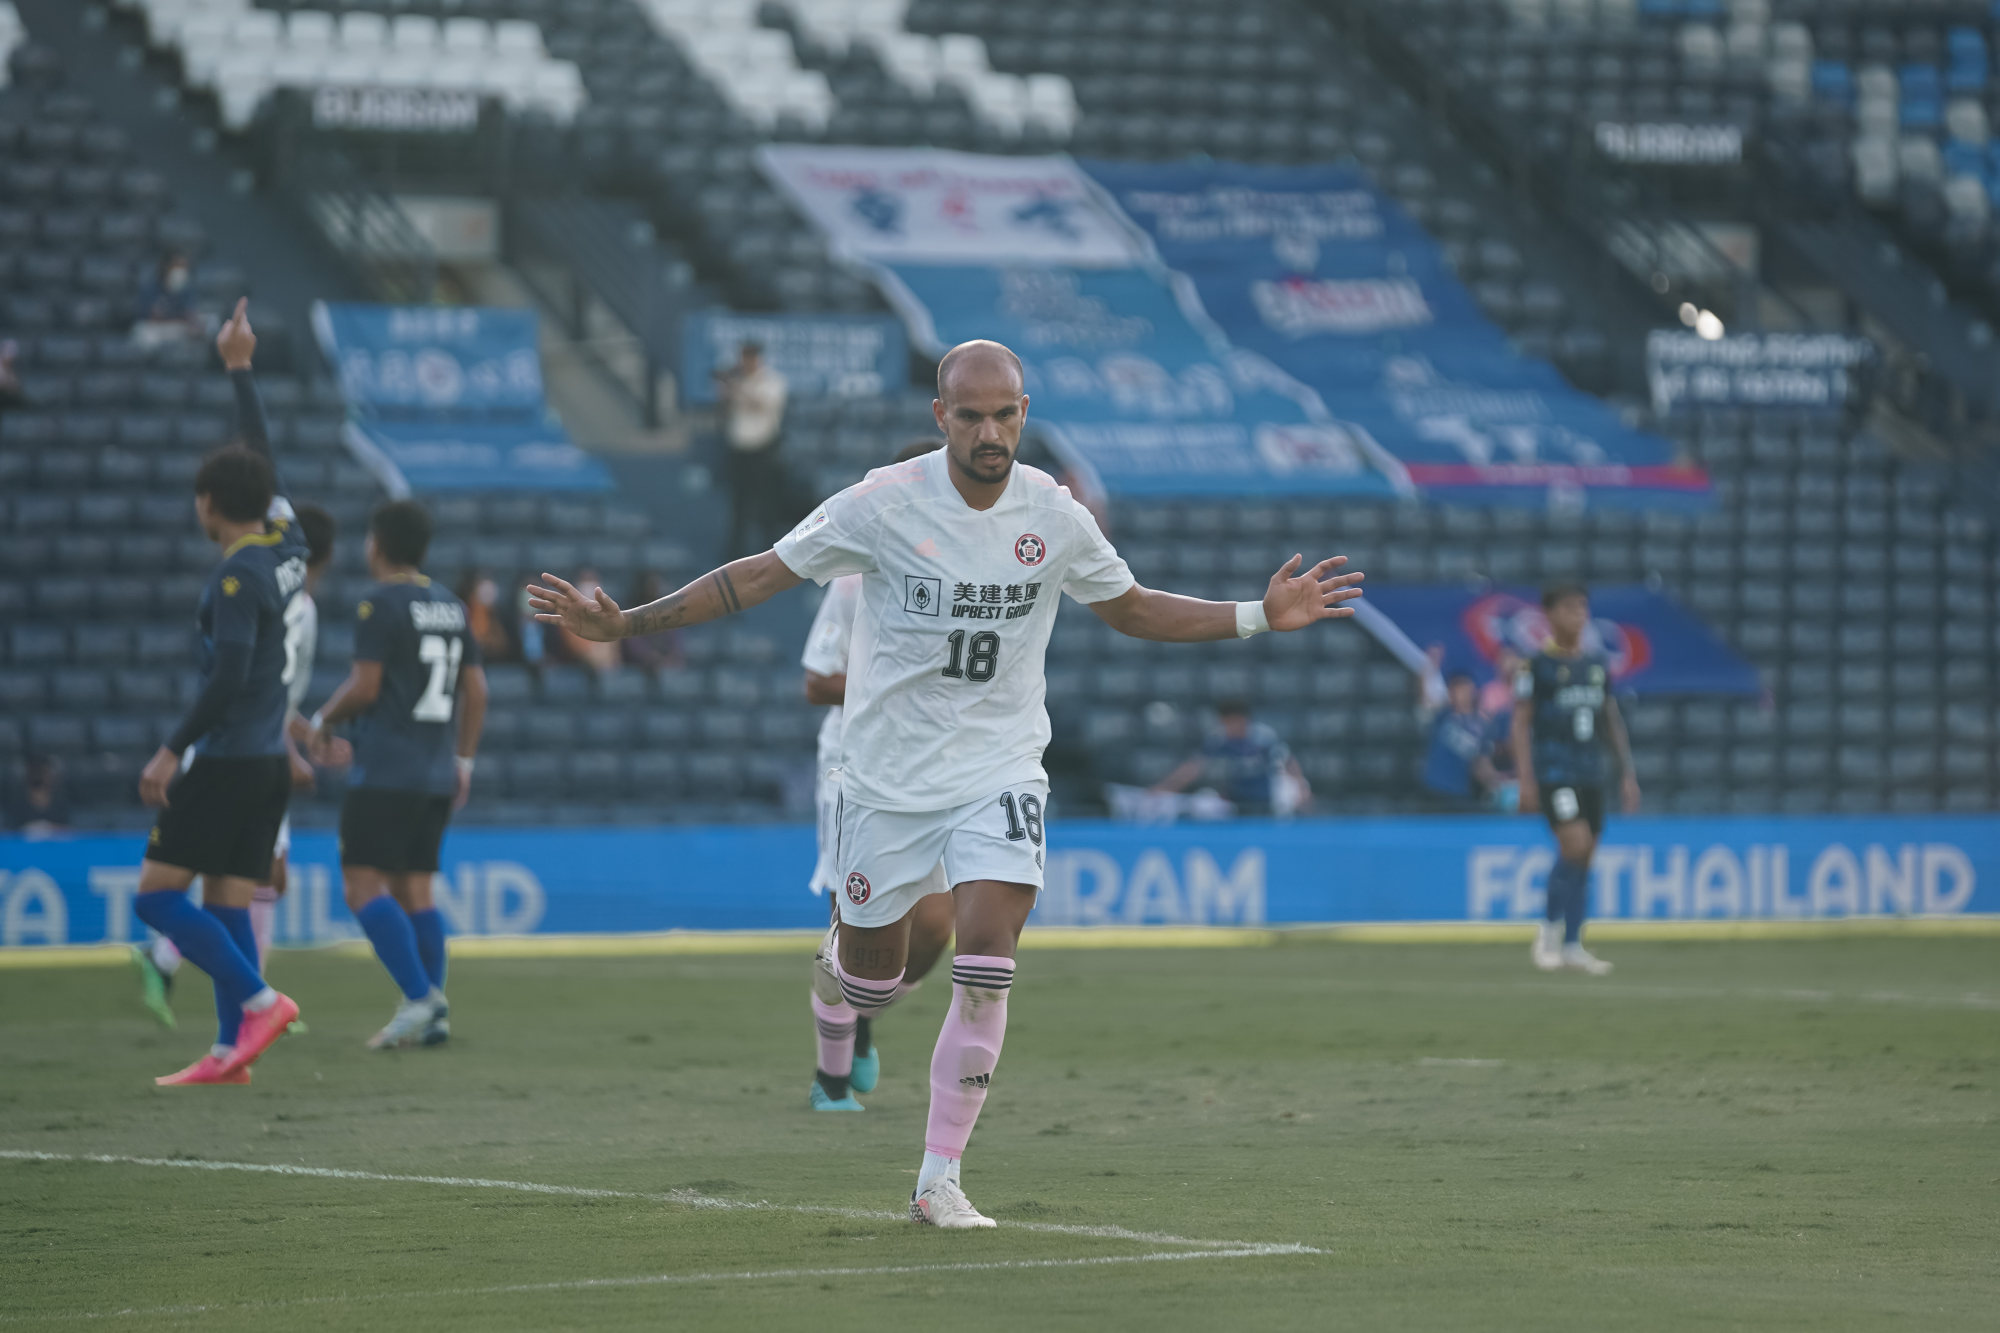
[[191, 500, 311, 758], [348, 577, 481, 797], [1515, 648, 1611, 787]]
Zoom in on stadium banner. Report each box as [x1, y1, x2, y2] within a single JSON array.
[[1081, 159, 1710, 512], [680, 311, 908, 405], [310, 303, 548, 419], [3, 817, 1990, 946], [344, 418, 613, 494], [1646, 330, 1877, 416], [756, 145, 1145, 267], [1361, 584, 1762, 696], [1592, 121, 1746, 167], [878, 264, 1405, 497]]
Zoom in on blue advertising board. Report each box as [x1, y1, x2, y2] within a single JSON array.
[[881, 264, 1403, 498], [3, 817, 1988, 948], [681, 311, 908, 405], [1364, 585, 1762, 696], [1082, 160, 1710, 511], [311, 303, 548, 419], [310, 301, 610, 494], [345, 418, 612, 494]]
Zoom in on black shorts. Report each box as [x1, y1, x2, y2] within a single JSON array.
[[147, 755, 292, 881], [1541, 783, 1605, 836], [340, 788, 453, 874]]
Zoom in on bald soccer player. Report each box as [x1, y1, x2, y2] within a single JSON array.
[[529, 341, 1366, 1227]]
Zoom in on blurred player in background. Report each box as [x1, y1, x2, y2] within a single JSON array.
[[1512, 584, 1639, 975], [530, 340, 1364, 1228], [131, 300, 304, 1085], [132, 329, 342, 1023], [802, 439, 954, 1113], [309, 501, 487, 1050]]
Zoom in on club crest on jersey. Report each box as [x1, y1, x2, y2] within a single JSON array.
[[905, 575, 941, 616], [1014, 533, 1046, 566], [844, 872, 872, 905]]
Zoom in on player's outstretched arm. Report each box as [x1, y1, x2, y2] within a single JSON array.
[[1091, 555, 1364, 643], [215, 298, 280, 484], [1510, 703, 1538, 814], [527, 551, 802, 642], [1605, 696, 1640, 813]]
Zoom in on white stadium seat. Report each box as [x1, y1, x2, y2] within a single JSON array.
[[287, 11, 335, 51], [442, 18, 490, 56], [337, 11, 387, 52], [390, 15, 438, 53], [493, 21, 544, 58]]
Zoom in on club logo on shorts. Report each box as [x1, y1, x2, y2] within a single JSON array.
[[1014, 533, 1046, 566], [845, 871, 872, 905]]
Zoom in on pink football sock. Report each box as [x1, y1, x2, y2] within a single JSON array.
[[924, 955, 1015, 1159], [249, 888, 277, 972], [811, 993, 857, 1078], [832, 954, 901, 1015]]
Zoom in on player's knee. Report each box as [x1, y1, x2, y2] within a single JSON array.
[[342, 878, 389, 914]]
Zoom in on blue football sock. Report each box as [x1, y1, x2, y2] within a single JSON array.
[[134, 890, 263, 1008], [206, 904, 258, 1046], [408, 908, 447, 992], [1556, 858, 1592, 944], [1543, 860, 1566, 925], [355, 897, 432, 1002]]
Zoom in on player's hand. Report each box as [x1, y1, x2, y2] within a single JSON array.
[[288, 747, 316, 791], [138, 746, 179, 808], [1518, 777, 1540, 815], [1621, 773, 1641, 814], [454, 757, 474, 811], [216, 297, 255, 371], [526, 573, 626, 641], [1262, 554, 1364, 632]]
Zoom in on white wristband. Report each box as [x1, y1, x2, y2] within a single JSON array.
[[308, 711, 325, 733], [456, 756, 475, 775], [1234, 600, 1270, 638]]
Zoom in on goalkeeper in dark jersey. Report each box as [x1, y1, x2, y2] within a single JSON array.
[[1510, 584, 1640, 976]]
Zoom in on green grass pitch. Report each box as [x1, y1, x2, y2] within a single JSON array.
[[3, 936, 1996, 1330]]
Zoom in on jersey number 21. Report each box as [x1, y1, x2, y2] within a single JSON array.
[[414, 634, 463, 722]]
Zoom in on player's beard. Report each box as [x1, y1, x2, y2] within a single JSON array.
[[956, 441, 1014, 485]]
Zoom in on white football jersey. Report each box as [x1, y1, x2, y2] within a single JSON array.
[[800, 572, 863, 780], [775, 449, 1134, 813], [284, 592, 318, 715]]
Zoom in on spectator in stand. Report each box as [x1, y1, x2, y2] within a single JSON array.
[[132, 251, 205, 348], [0, 339, 23, 413], [1151, 701, 1310, 817], [715, 341, 788, 560], [1421, 671, 1504, 810], [516, 578, 547, 666], [4, 754, 73, 834], [554, 567, 622, 673], [620, 570, 683, 670], [1481, 647, 1526, 718], [456, 569, 519, 665]]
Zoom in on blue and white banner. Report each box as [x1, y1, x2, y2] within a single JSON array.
[[345, 418, 611, 494], [758, 145, 1144, 267], [1363, 585, 1762, 696], [882, 264, 1402, 497], [681, 311, 907, 405], [3, 817, 1989, 946], [311, 303, 548, 419], [1082, 160, 1711, 511]]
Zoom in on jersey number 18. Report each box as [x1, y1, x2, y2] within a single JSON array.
[[414, 634, 463, 722]]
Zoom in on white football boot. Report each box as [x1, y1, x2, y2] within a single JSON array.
[[367, 994, 444, 1050], [910, 1177, 997, 1229], [1531, 922, 1564, 972], [1561, 943, 1613, 976]]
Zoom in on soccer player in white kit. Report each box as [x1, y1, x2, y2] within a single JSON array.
[[529, 341, 1365, 1227], [802, 440, 956, 1113]]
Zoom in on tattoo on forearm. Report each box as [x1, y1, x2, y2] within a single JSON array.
[[626, 592, 688, 637], [711, 568, 741, 615]]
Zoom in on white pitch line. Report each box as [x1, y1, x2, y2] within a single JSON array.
[[0, 1150, 1319, 1254], [3, 1247, 1315, 1325]]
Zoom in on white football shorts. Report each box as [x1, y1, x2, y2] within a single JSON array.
[[832, 776, 1048, 929]]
